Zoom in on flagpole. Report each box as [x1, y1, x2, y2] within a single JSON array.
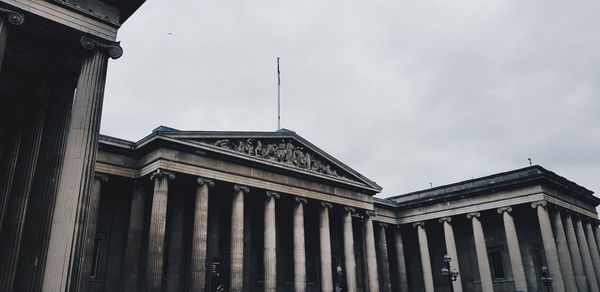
[[277, 57, 281, 130]]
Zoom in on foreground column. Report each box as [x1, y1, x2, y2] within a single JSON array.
[[531, 201, 565, 292], [585, 220, 600, 288], [43, 36, 123, 292], [0, 128, 22, 228], [439, 217, 463, 292], [549, 207, 577, 292], [146, 169, 175, 292], [497, 207, 527, 292], [190, 178, 214, 291], [122, 181, 147, 291], [342, 206, 358, 292], [0, 7, 25, 71], [393, 226, 409, 292], [319, 202, 333, 292], [79, 174, 108, 291], [0, 107, 46, 291], [413, 221, 434, 292], [230, 184, 248, 292], [364, 211, 379, 292], [574, 216, 599, 291], [264, 191, 279, 292], [467, 212, 493, 292], [376, 223, 390, 292], [595, 223, 600, 259], [294, 197, 307, 292], [564, 212, 588, 291]]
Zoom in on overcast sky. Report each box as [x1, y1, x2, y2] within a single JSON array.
[[101, 0, 600, 198]]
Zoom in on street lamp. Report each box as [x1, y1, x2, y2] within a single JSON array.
[[540, 266, 553, 292], [441, 254, 459, 291]]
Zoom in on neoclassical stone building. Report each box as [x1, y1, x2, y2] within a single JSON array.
[[1, 1, 600, 292]]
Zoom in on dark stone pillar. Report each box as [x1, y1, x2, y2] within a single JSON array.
[[42, 36, 122, 292], [122, 181, 147, 292], [146, 169, 175, 292], [0, 7, 24, 71], [0, 106, 46, 291], [0, 127, 22, 228], [13, 80, 74, 291], [190, 178, 214, 291], [167, 191, 185, 292], [376, 223, 391, 292]]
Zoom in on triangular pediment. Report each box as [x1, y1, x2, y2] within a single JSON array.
[[152, 128, 381, 191]]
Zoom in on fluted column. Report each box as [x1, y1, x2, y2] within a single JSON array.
[[0, 107, 46, 291], [14, 80, 75, 292], [574, 216, 600, 291], [595, 222, 600, 259], [413, 221, 434, 292], [376, 222, 391, 292], [319, 202, 333, 292], [467, 212, 493, 292], [0, 7, 24, 71], [496, 207, 528, 291], [167, 193, 185, 292], [564, 212, 588, 291], [230, 184, 249, 292], [190, 178, 214, 291], [294, 197, 307, 292], [392, 226, 408, 292], [146, 169, 175, 292], [364, 211, 379, 292], [549, 207, 577, 292], [439, 217, 463, 292], [343, 206, 358, 292], [43, 36, 123, 292], [264, 191, 279, 292], [0, 128, 22, 228], [531, 201, 565, 292], [585, 220, 600, 288], [79, 173, 108, 291], [122, 181, 147, 292]]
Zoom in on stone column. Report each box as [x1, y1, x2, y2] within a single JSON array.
[[343, 206, 358, 292], [531, 201, 565, 292], [413, 221, 434, 292], [0, 7, 24, 71], [0, 128, 22, 228], [294, 197, 308, 292], [549, 207, 577, 292], [146, 169, 175, 292], [376, 222, 391, 292], [497, 207, 527, 292], [190, 178, 214, 291], [595, 222, 600, 259], [363, 211, 379, 292], [564, 212, 588, 291], [167, 193, 185, 292], [319, 202, 333, 292], [230, 184, 249, 292], [0, 107, 46, 291], [574, 216, 600, 291], [466, 212, 493, 292], [584, 220, 600, 288], [264, 191, 279, 292], [439, 217, 463, 292], [392, 226, 409, 292], [79, 174, 108, 291], [122, 181, 147, 291], [43, 35, 123, 292]]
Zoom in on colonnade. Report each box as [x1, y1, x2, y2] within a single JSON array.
[[406, 201, 600, 292]]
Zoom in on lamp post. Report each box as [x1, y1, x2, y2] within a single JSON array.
[[441, 254, 459, 292], [540, 266, 552, 292]]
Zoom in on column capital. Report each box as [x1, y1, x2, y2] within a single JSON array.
[[233, 184, 250, 193], [467, 212, 481, 220], [438, 217, 452, 223], [196, 177, 215, 187], [378, 222, 388, 229], [80, 35, 123, 59], [497, 206, 513, 214], [94, 173, 109, 183], [265, 190, 280, 199], [150, 169, 175, 181], [531, 200, 548, 209], [365, 210, 377, 217], [320, 201, 333, 209], [344, 206, 356, 214], [413, 221, 425, 228], [294, 196, 308, 205], [0, 7, 25, 25]]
